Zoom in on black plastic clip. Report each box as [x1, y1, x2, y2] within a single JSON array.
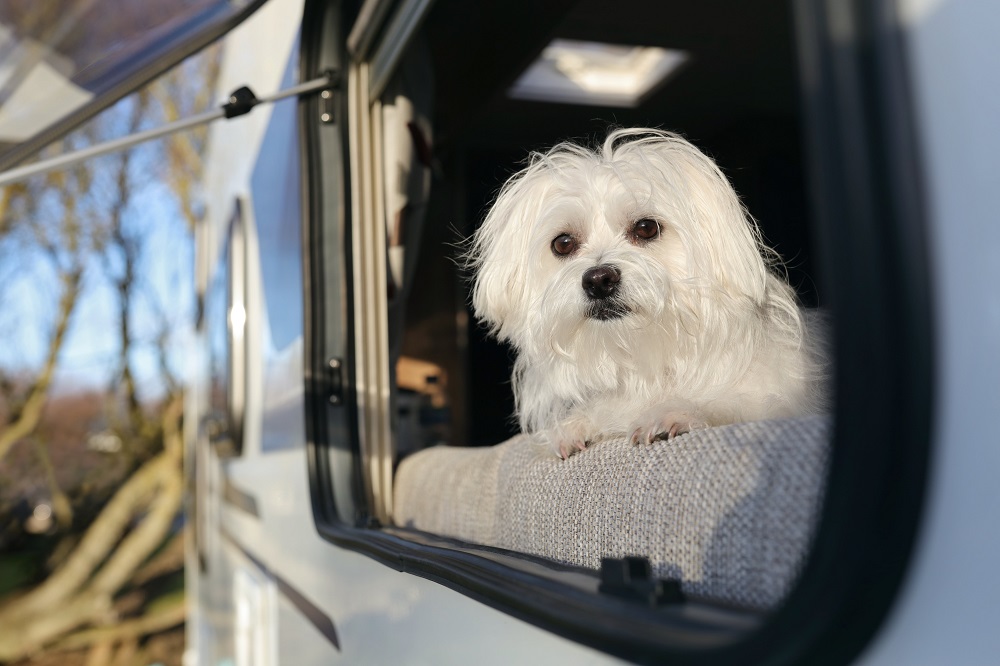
[[598, 556, 684, 607], [222, 86, 259, 119]]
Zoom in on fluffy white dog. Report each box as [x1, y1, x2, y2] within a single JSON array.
[[467, 128, 827, 458]]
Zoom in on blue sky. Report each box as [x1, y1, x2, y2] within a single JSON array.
[[0, 101, 197, 403]]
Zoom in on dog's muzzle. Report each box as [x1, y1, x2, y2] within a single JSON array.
[[582, 264, 628, 320]]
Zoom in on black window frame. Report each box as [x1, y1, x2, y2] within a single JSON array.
[[302, 0, 935, 664]]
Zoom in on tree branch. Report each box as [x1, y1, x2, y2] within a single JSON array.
[[86, 454, 182, 597], [0, 449, 172, 619], [53, 592, 185, 652], [0, 265, 82, 463], [0, 450, 181, 660], [0, 393, 185, 660]]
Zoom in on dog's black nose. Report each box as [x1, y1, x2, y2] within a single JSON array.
[[582, 264, 621, 300]]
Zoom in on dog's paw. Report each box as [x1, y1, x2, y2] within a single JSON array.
[[539, 420, 594, 459], [628, 411, 707, 446], [554, 434, 589, 460]]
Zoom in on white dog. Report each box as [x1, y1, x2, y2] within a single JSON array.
[[467, 128, 827, 458]]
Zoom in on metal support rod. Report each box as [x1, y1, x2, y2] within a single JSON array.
[[0, 74, 334, 188], [256, 75, 334, 105], [0, 108, 224, 188]]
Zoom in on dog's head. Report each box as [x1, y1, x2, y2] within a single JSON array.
[[467, 128, 778, 363]]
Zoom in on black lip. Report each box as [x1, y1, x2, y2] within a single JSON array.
[[587, 301, 629, 321]]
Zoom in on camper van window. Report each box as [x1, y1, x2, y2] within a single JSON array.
[[302, 0, 932, 661], [204, 202, 247, 456], [318, 0, 833, 613]]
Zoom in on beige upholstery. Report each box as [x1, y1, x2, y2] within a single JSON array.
[[394, 416, 830, 610]]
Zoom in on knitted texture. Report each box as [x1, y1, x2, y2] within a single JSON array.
[[394, 416, 830, 610]]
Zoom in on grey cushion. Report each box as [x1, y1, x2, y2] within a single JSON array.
[[393, 415, 830, 610]]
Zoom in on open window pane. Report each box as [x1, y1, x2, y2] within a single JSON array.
[[0, 0, 268, 170]]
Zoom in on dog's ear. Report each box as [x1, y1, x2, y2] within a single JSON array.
[[614, 130, 773, 301], [466, 163, 548, 341], [684, 152, 771, 300]]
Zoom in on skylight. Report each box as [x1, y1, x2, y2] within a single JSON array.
[[508, 39, 689, 108]]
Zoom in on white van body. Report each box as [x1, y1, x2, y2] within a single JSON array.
[[2, 0, 991, 663]]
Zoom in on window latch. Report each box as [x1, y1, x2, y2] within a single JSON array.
[[598, 556, 683, 607]]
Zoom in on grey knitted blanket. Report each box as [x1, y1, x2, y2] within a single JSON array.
[[393, 416, 830, 610]]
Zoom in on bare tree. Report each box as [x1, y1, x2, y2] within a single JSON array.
[[0, 169, 85, 466], [0, 44, 220, 664]]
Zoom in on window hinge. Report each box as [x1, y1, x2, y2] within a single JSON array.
[[598, 556, 684, 607], [327, 357, 344, 405], [320, 68, 340, 124]]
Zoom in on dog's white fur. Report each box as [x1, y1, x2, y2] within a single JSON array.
[[467, 128, 827, 458]]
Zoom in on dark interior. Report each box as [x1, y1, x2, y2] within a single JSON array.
[[397, 0, 817, 448]]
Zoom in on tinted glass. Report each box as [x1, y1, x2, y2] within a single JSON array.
[[0, 0, 267, 169]]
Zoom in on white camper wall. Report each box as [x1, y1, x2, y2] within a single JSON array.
[[189, 2, 303, 665], [857, 0, 1000, 662], [198, 0, 304, 305]]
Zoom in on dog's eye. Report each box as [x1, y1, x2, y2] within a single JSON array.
[[551, 233, 579, 257], [630, 218, 660, 242]]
